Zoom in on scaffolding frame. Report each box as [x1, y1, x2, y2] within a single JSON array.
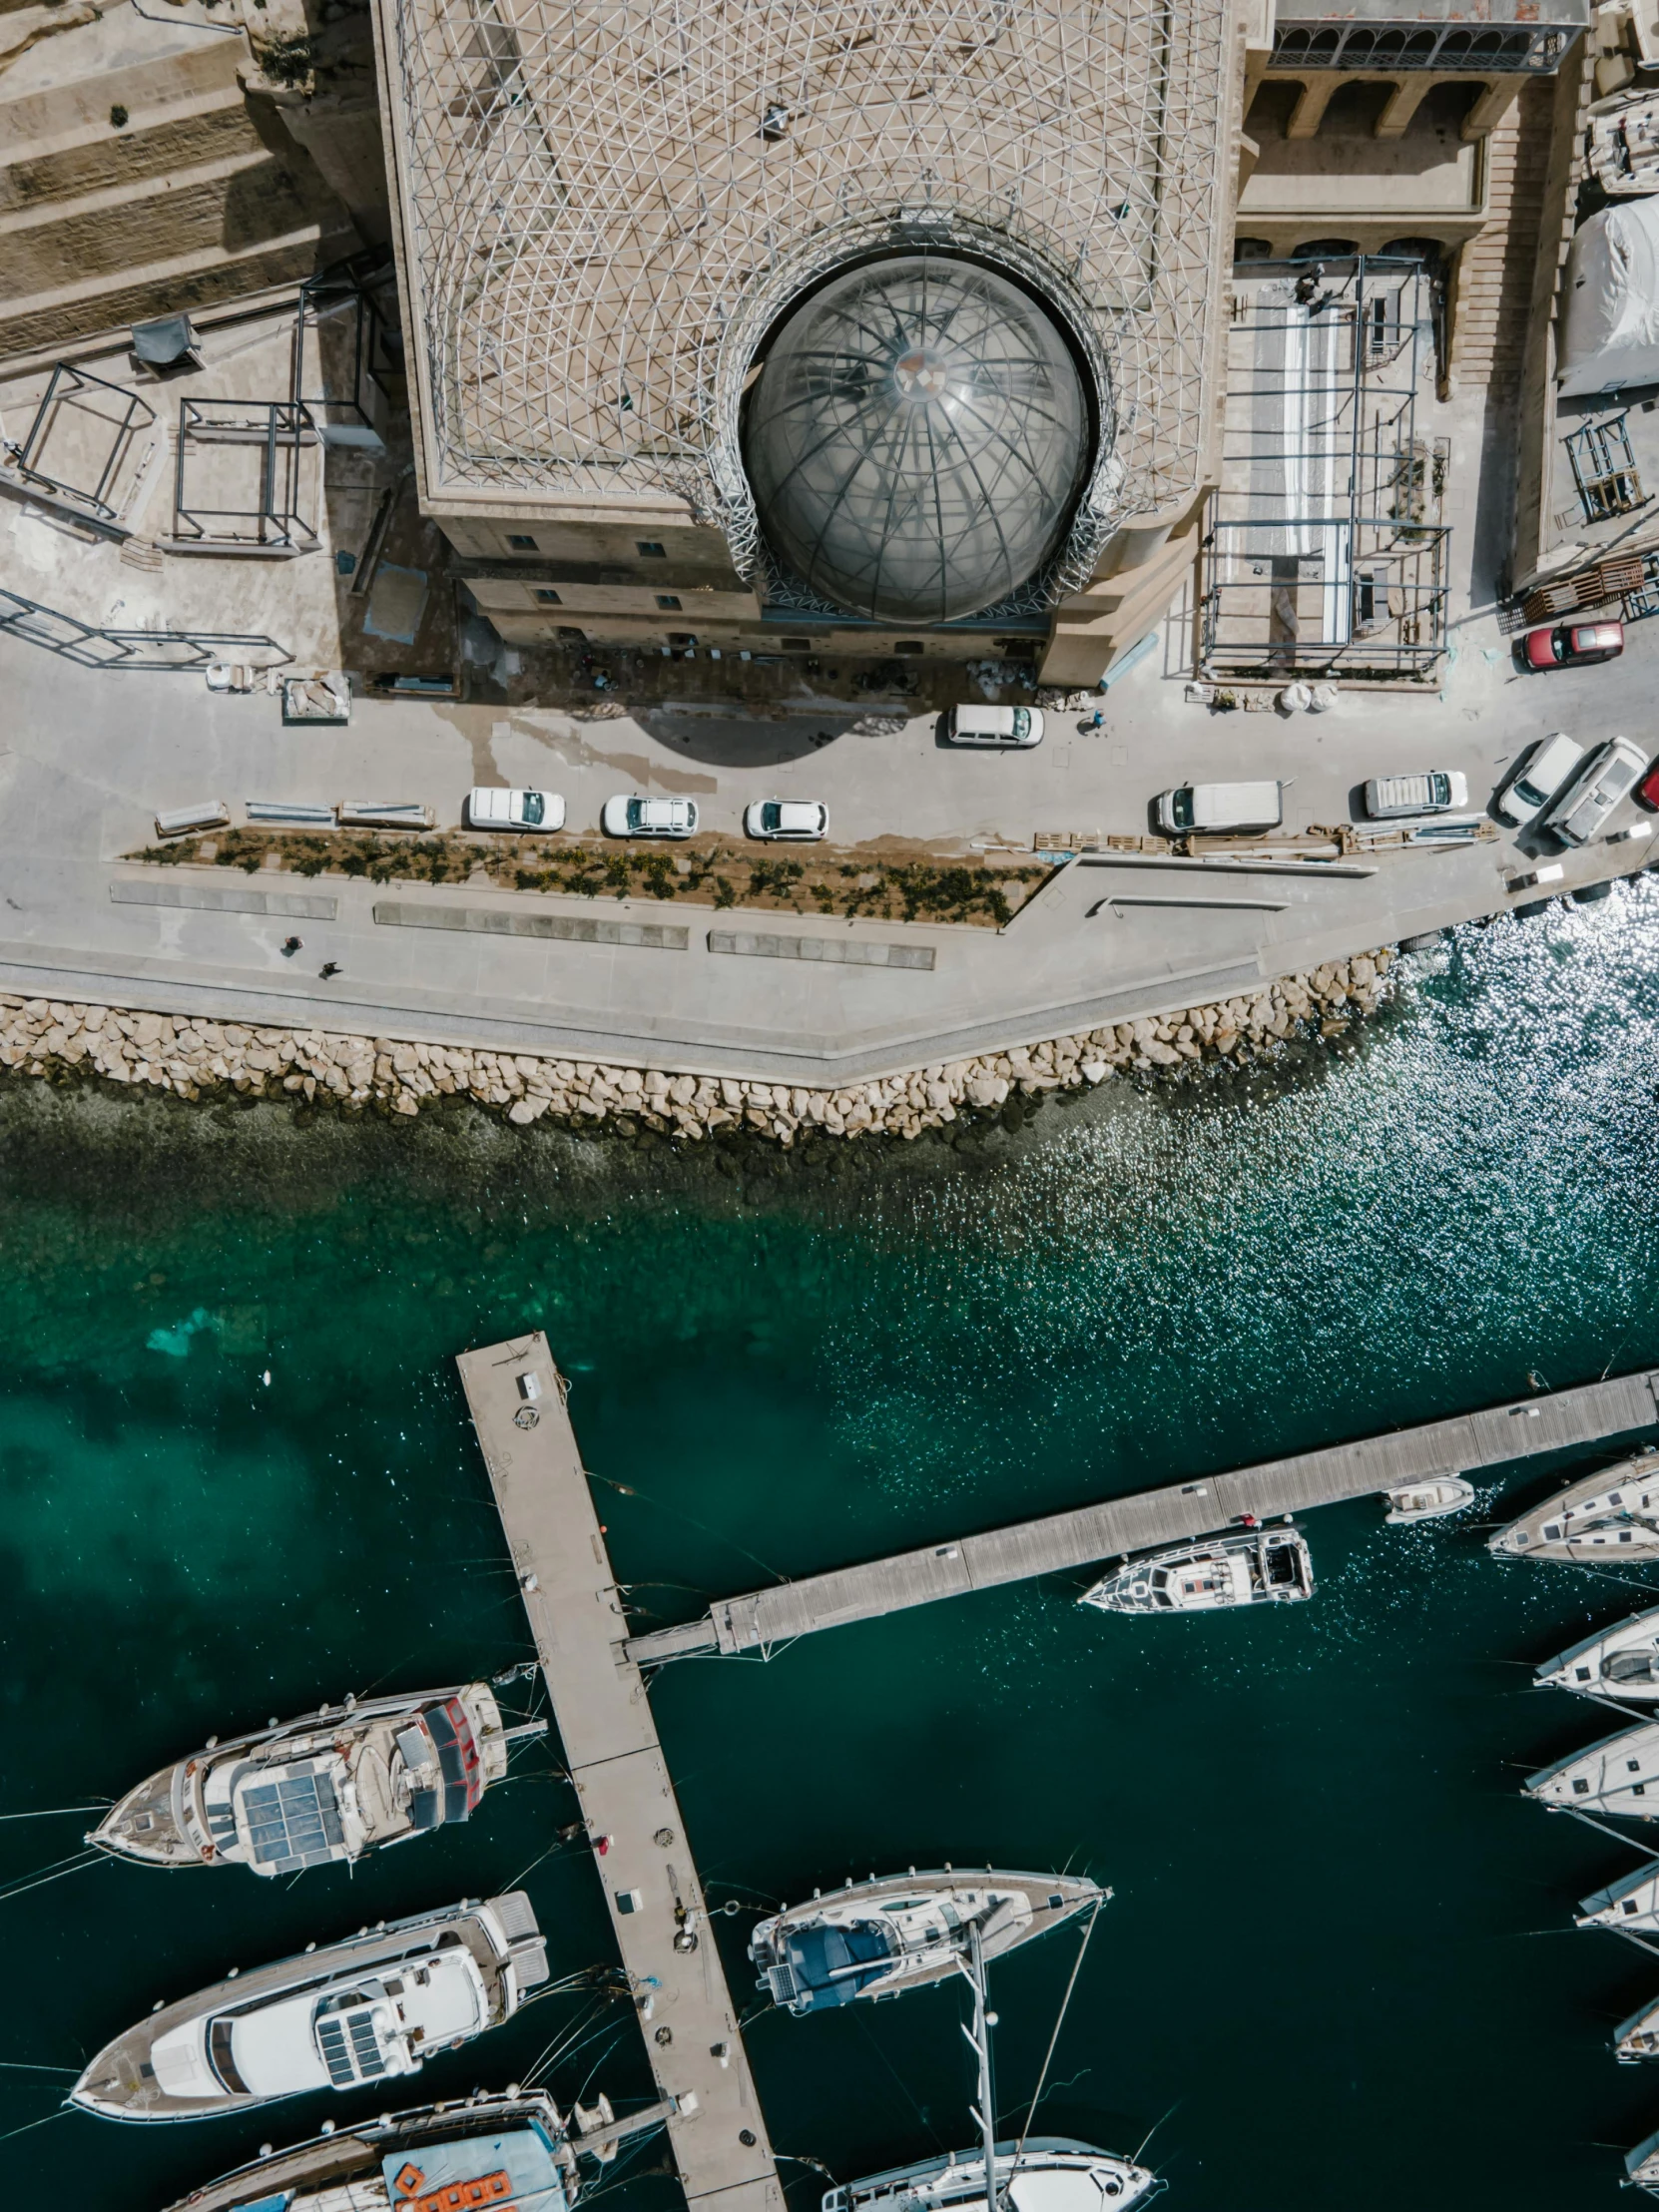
[[377, 0, 1232, 603], [1, 361, 155, 525], [170, 398, 320, 555], [1200, 258, 1449, 682], [1564, 412, 1645, 523]]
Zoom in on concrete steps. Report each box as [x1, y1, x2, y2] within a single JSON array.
[[1449, 78, 1555, 393], [0, 12, 355, 361]]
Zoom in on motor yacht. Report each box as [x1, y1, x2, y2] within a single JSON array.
[[156, 2087, 667, 2212], [91, 1684, 539, 1876], [1383, 1476, 1474, 1524], [1578, 1860, 1659, 1933], [1535, 1609, 1659, 1701], [72, 1894, 547, 2120], [822, 2140, 1158, 2212], [1488, 1449, 1659, 1562], [1080, 1525, 1312, 1614], [751, 1872, 1103, 2015], [1523, 1721, 1659, 1819]]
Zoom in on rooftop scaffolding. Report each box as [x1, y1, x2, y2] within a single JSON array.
[[372, 0, 1234, 600], [1200, 258, 1450, 684]]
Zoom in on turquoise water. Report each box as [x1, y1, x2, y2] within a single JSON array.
[[7, 885, 1659, 2209]]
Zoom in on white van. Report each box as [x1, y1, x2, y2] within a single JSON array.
[[944, 705, 1044, 748], [1154, 782, 1284, 835]]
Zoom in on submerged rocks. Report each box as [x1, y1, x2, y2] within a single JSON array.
[[0, 951, 1395, 1144]]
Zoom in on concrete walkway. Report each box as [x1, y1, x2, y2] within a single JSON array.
[[0, 548, 1655, 1080]]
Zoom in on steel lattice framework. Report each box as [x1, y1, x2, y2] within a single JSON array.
[[377, 0, 1235, 597]]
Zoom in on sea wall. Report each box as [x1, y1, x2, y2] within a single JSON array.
[[0, 952, 1395, 1141]]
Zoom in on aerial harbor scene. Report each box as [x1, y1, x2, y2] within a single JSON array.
[[16, 0, 1659, 2200]]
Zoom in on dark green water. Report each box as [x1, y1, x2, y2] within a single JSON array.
[[8, 888, 1659, 2211]]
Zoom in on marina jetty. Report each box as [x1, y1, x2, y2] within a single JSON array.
[[457, 1334, 784, 2212], [627, 1370, 1659, 1664]]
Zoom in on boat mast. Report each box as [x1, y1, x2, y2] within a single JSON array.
[[960, 1924, 999, 2212]]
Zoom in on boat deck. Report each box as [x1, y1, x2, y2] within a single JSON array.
[[625, 1369, 1659, 1663], [457, 1334, 783, 2212]]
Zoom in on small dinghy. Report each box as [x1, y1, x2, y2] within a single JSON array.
[[1383, 1475, 1475, 1524], [72, 1893, 549, 2121], [1536, 1608, 1659, 1701], [91, 1683, 540, 1876], [1524, 1721, 1659, 1819], [751, 1872, 1103, 2014], [1080, 1524, 1313, 1613], [1488, 1448, 1659, 1561], [823, 2140, 1158, 2212], [155, 2087, 665, 2212], [1578, 1860, 1659, 1932]]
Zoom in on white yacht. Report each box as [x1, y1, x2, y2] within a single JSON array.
[[751, 1872, 1103, 2015], [1523, 1721, 1659, 1818], [1488, 1448, 1659, 1562], [1383, 1476, 1475, 1524], [72, 1893, 548, 2120], [91, 1684, 538, 1876], [1577, 1860, 1659, 1933], [1535, 1609, 1659, 1701], [1629, 2126, 1659, 2193], [823, 2140, 1158, 2212], [1080, 1525, 1312, 1614], [156, 2087, 668, 2212], [1615, 1993, 1659, 2060]]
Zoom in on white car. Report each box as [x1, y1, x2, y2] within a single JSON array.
[[1493, 732, 1585, 829], [1540, 736, 1647, 845], [744, 799, 828, 841], [1362, 771, 1468, 820], [466, 787, 565, 831], [1154, 781, 1284, 835], [944, 705, 1044, 747], [601, 794, 699, 838]]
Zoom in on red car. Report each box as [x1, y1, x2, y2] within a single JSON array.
[[1637, 754, 1659, 812], [1522, 619, 1625, 670]]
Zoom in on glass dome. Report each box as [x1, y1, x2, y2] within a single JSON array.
[[743, 256, 1092, 626]]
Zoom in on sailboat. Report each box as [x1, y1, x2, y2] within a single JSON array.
[[752, 1871, 1103, 2014], [823, 1914, 1159, 2212], [1535, 1608, 1659, 1702], [1488, 1449, 1659, 1562]]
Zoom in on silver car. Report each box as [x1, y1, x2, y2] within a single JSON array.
[[1540, 737, 1647, 845]]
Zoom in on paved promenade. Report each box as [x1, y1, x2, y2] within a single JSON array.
[[0, 594, 1654, 1082], [457, 1333, 783, 2212]]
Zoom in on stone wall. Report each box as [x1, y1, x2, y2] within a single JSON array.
[[0, 953, 1396, 1140]]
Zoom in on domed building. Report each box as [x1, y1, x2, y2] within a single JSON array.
[[367, 0, 1239, 683]]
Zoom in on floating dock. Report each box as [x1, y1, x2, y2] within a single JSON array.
[[626, 1368, 1659, 1664], [457, 1334, 784, 2212]]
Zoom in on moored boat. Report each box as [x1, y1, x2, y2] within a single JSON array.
[[1578, 1860, 1659, 1932], [1383, 1476, 1474, 1524], [1535, 1608, 1659, 1701], [1488, 1448, 1659, 1562], [1523, 1721, 1659, 1818], [92, 1684, 539, 1876], [1629, 2125, 1659, 2193], [73, 1892, 549, 2121], [751, 1872, 1104, 2014], [822, 2139, 1158, 2212], [156, 2087, 670, 2212], [1616, 1993, 1659, 2061], [1080, 1525, 1312, 1614]]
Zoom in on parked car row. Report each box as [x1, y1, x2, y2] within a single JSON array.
[[466, 789, 828, 841], [1495, 733, 1650, 844]]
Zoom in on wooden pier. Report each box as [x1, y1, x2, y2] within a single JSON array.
[[457, 1334, 784, 2212], [626, 1368, 1659, 1665]]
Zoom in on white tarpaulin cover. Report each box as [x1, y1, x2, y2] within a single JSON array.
[[1560, 197, 1659, 395]]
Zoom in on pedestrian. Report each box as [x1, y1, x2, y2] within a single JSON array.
[[319, 960, 341, 979], [280, 935, 301, 957]]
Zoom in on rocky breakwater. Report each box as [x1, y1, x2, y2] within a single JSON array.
[[0, 953, 1394, 1143]]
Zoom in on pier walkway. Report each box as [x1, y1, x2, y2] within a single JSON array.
[[626, 1368, 1659, 1665], [457, 1333, 784, 2212]]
